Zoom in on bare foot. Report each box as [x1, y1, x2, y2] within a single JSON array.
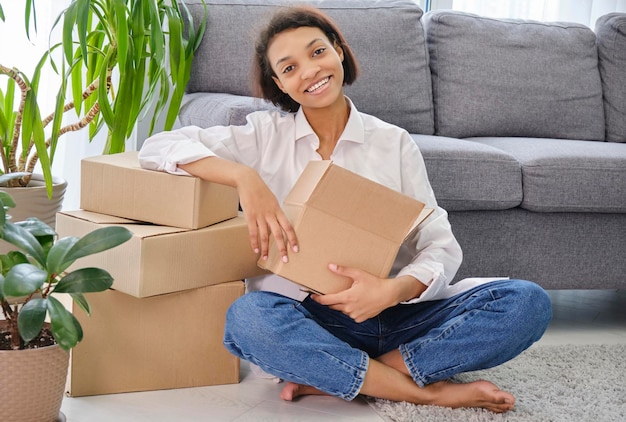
[[423, 379, 515, 413], [280, 382, 329, 401]]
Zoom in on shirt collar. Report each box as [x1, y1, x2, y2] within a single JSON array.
[[294, 97, 365, 145]]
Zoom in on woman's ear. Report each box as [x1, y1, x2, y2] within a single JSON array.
[[334, 42, 344, 61], [272, 76, 287, 93]]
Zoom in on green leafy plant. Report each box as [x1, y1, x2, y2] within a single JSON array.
[[0, 173, 132, 351], [0, 0, 207, 196]]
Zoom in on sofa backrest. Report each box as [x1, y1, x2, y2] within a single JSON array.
[[595, 13, 626, 143], [183, 0, 434, 134], [423, 10, 606, 141]]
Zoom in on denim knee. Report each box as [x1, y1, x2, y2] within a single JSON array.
[[504, 280, 552, 340], [223, 291, 297, 356]]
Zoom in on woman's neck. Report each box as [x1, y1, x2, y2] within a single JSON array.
[[302, 96, 350, 160]]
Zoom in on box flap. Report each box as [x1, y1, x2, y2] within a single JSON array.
[[260, 161, 436, 294], [58, 210, 190, 238], [287, 162, 427, 242]]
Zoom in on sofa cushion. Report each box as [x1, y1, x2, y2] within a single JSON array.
[[412, 135, 522, 211], [423, 10, 605, 141], [183, 0, 434, 134], [595, 13, 626, 142], [177, 93, 277, 128], [470, 137, 626, 213]]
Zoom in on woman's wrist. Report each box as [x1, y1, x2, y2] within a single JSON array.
[[392, 275, 427, 304]]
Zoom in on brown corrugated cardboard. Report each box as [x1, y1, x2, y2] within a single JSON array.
[[66, 281, 244, 396], [56, 210, 267, 298], [258, 161, 434, 294], [80, 151, 239, 229]]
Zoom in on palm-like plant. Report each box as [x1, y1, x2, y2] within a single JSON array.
[[0, 0, 206, 195]]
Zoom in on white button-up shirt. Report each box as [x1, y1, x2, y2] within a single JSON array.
[[139, 99, 499, 303]]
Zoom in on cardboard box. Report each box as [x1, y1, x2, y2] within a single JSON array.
[[66, 281, 244, 396], [80, 151, 239, 229], [56, 210, 267, 298], [258, 161, 433, 294]]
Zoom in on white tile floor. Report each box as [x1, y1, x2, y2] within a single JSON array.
[[60, 289, 626, 421]]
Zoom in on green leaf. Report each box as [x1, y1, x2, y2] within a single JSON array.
[[97, 48, 115, 128], [70, 292, 91, 316], [54, 268, 113, 294], [24, 0, 37, 41], [47, 295, 82, 350], [65, 226, 131, 261], [18, 298, 47, 344], [15, 218, 55, 253], [0, 251, 30, 275], [62, 1, 79, 65], [15, 217, 55, 237], [47, 236, 80, 276], [1, 221, 46, 266], [0, 191, 16, 208], [3, 263, 47, 298], [113, 0, 129, 72]]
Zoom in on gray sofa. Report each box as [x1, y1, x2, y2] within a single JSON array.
[[174, 0, 626, 290]]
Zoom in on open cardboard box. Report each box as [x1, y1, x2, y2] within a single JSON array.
[[66, 281, 244, 396], [80, 151, 239, 229], [258, 161, 433, 294], [56, 210, 268, 298]]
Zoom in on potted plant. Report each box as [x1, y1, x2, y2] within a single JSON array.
[[0, 174, 132, 422], [0, 0, 206, 222]]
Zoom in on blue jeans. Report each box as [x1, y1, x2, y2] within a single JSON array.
[[223, 279, 552, 401]]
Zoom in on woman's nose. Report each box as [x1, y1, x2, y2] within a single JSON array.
[[301, 64, 321, 80]]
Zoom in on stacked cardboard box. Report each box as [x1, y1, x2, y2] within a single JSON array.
[[58, 152, 267, 397]]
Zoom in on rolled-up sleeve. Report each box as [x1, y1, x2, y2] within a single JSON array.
[[139, 112, 266, 174]]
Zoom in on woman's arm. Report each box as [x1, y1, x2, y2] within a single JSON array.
[[180, 156, 298, 261], [138, 116, 298, 263]]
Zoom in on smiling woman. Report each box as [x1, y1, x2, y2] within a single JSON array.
[[138, 4, 552, 414]]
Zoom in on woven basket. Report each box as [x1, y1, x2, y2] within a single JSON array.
[[0, 324, 69, 422]]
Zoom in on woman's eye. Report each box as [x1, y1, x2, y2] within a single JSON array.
[[282, 65, 295, 74], [313, 47, 326, 57]]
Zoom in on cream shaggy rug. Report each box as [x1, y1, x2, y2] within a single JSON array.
[[367, 343, 626, 422]]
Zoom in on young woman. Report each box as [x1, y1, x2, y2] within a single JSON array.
[[139, 6, 552, 413]]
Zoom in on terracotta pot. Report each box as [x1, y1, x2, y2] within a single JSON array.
[[0, 323, 69, 422]]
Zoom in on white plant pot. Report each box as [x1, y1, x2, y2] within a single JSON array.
[[0, 174, 67, 228], [0, 174, 67, 255]]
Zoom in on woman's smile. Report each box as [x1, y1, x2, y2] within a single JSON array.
[[305, 76, 331, 94]]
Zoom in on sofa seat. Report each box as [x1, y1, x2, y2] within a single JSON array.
[[412, 135, 522, 211], [470, 137, 626, 213]]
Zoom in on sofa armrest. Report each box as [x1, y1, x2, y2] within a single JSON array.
[[177, 92, 277, 128]]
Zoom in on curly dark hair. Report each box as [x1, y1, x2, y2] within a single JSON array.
[[252, 6, 360, 112]]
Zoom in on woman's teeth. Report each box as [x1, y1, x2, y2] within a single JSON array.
[[307, 77, 329, 92]]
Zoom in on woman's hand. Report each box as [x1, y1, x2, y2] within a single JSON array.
[[236, 168, 298, 263], [179, 157, 298, 263], [311, 264, 427, 323]]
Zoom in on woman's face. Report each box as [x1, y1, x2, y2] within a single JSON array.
[[267, 26, 345, 110]]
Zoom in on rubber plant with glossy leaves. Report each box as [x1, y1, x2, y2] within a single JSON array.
[[0, 173, 132, 351]]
